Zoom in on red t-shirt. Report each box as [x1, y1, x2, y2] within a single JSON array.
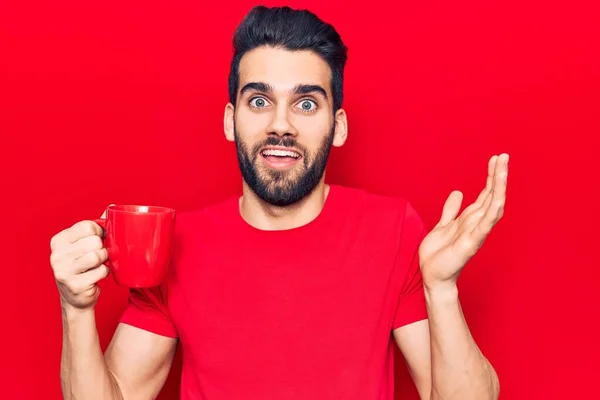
[[120, 184, 428, 399]]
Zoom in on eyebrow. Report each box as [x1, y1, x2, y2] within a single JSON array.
[[240, 82, 273, 96], [292, 84, 328, 99], [239, 82, 328, 100]]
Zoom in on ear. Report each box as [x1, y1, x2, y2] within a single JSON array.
[[332, 108, 348, 147], [224, 103, 235, 142]]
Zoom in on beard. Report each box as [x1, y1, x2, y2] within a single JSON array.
[[234, 125, 335, 207]]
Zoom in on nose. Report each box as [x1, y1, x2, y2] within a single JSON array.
[[266, 105, 298, 137]]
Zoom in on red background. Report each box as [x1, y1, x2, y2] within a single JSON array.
[[1, 0, 598, 399]]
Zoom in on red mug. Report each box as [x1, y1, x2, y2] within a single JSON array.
[[94, 204, 176, 288]]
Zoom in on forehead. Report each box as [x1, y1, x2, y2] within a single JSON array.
[[238, 46, 332, 94]]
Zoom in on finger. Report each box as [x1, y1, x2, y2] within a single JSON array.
[[459, 155, 498, 220], [474, 153, 509, 236], [51, 235, 105, 265], [69, 234, 104, 254], [73, 248, 109, 274], [479, 153, 502, 212], [70, 265, 110, 293], [51, 220, 103, 250], [437, 190, 463, 227], [473, 155, 498, 208]]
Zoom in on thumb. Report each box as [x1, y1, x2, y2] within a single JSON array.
[[437, 191, 463, 227]]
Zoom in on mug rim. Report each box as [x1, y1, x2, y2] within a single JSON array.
[[107, 204, 176, 214]]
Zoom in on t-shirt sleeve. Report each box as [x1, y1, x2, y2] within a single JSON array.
[[392, 201, 429, 330], [119, 283, 179, 338]]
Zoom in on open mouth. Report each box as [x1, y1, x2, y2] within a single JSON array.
[[260, 147, 302, 169]]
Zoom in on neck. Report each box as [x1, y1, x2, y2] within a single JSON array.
[[239, 179, 330, 231]]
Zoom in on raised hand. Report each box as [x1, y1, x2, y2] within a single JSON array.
[[419, 153, 509, 290]]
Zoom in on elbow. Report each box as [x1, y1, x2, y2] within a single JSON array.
[[481, 359, 500, 400], [428, 364, 500, 400], [489, 367, 500, 400], [478, 355, 500, 400]]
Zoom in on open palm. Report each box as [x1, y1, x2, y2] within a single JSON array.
[[419, 154, 509, 288]]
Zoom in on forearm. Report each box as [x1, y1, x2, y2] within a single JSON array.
[[425, 284, 499, 400], [60, 302, 124, 400]]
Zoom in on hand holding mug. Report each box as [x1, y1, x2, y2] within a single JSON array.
[[50, 217, 109, 311], [50, 204, 176, 311]]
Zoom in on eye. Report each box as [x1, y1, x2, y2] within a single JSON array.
[[249, 97, 271, 109], [296, 99, 317, 113]]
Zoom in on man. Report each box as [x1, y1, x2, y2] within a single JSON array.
[[50, 5, 508, 400]]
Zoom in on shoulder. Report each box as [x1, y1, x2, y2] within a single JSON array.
[[166, 195, 239, 275], [331, 184, 427, 238], [172, 194, 240, 237], [332, 184, 419, 220]]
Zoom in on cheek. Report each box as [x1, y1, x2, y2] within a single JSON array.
[[293, 115, 332, 150], [235, 108, 270, 140]]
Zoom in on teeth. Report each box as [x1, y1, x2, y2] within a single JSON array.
[[262, 149, 300, 158]]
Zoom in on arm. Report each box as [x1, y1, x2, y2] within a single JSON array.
[[393, 320, 431, 400], [393, 292, 499, 400], [61, 305, 177, 400], [51, 218, 178, 400], [394, 153, 508, 399], [61, 306, 122, 400], [105, 323, 178, 399], [424, 285, 498, 400]]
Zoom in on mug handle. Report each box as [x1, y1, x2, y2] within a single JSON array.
[[93, 211, 110, 267], [93, 205, 113, 236], [94, 218, 107, 232]]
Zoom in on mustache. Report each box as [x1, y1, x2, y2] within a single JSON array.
[[251, 136, 307, 159]]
